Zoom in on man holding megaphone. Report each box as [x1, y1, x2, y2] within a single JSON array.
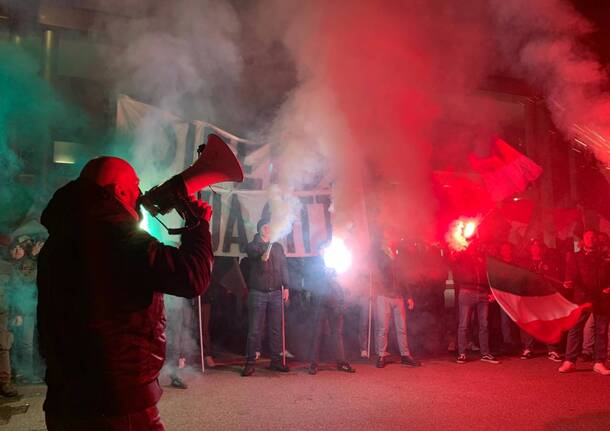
[[37, 135, 243, 430]]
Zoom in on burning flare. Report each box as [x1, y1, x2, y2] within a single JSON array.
[[322, 237, 353, 274], [446, 216, 480, 252]]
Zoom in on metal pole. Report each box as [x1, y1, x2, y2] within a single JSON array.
[[367, 272, 373, 358], [198, 295, 205, 374], [281, 285, 287, 367]]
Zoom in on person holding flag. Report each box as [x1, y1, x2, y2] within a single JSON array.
[[451, 243, 499, 365], [559, 230, 610, 375], [523, 239, 563, 362]]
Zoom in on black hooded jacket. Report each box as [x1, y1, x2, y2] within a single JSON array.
[[37, 178, 213, 416]]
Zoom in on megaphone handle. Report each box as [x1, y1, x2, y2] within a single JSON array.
[[164, 200, 202, 235]]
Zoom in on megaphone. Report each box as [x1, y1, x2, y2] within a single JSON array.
[[139, 133, 244, 234]]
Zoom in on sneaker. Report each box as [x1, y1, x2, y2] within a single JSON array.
[[593, 362, 610, 376], [456, 354, 467, 364], [360, 350, 369, 359], [268, 361, 290, 372], [0, 382, 18, 397], [520, 349, 533, 360], [481, 354, 500, 364], [376, 356, 386, 369], [547, 351, 562, 362], [241, 364, 255, 377], [558, 360, 575, 373], [308, 363, 318, 375], [170, 376, 188, 389], [400, 355, 421, 367], [337, 362, 356, 373], [204, 356, 216, 368]]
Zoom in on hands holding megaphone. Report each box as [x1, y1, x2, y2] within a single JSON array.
[[185, 196, 213, 223]]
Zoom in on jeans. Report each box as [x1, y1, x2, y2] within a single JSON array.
[[375, 296, 411, 357], [309, 297, 346, 364], [358, 295, 372, 353], [582, 314, 594, 355], [458, 290, 490, 356], [11, 312, 36, 379], [566, 311, 609, 363], [45, 406, 164, 431], [245, 289, 282, 363], [0, 308, 13, 384], [500, 308, 515, 345]]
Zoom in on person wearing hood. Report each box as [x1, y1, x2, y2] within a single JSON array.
[[37, 157, 213, 430], [242, 218, 290, 376]]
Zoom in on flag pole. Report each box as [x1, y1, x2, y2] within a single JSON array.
[[198, 295, 205, 374], [281, 285, 287, 367], [367, 271, 373, 358]]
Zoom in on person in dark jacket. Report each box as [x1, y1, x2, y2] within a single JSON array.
[[559, 230, 610, 375], [37, 157, 213, 430], [451, 244, 499, 364], [373, 239, 420, 369], [306, 255, 355, 375], [242, 218, 290, 376], [521, 239, 563, 361]]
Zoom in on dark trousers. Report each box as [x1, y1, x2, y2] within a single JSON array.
[[566, 311, 609, 363], [458, 290, 490, 356], [309, 298, 346, 364], [45, 406, 164, 431], [245, 289, 282, 363]]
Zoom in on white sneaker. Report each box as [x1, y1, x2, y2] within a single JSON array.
[[593, 362, 610, 376], [558, 360, 575, 373], [360, 350, 369, 359]]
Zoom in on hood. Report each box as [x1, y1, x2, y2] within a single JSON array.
[[41, 178, 136, 237]]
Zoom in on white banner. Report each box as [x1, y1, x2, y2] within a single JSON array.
[[116, 95, 332, 257]]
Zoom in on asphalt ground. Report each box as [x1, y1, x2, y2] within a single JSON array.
[[2, 354, 610, 431]]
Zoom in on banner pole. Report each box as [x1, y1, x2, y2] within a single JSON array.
[[198, 295, 205, 374], [367, 272, 373, 358], [281, 285, 287, 367]]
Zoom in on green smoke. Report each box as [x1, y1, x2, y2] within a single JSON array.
[[0, 42, 86, 232]]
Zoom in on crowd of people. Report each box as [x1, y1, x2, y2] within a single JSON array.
[[0, 156, 608, 430], [204, 220, 610, 378], [0, 233, 46, 397], [1, 223, 609, 399], [1, 222, 608, 399]]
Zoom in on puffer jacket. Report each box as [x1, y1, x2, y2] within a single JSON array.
[[37, 178, 213, 416]]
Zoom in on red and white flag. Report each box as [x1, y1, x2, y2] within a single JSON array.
[[469, 138, 542, 202], [487, 257, 590, 344]]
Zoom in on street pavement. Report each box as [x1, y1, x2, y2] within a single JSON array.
[[2, 355, 610, 431]]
